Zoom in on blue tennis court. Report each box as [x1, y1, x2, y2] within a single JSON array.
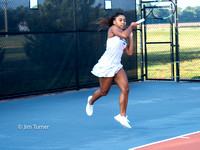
[[0, 81, 200, 150]]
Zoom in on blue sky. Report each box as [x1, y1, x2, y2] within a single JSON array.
[[177, 0, 200, 8], [136, 0, 200, 9]]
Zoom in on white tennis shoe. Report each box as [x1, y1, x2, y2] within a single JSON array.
[[114, 114, 131, 130], [86, 96, 93, 116]]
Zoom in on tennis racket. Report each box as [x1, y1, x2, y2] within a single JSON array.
[[136, 18, 145, 24], [145, 0, 175, 20]]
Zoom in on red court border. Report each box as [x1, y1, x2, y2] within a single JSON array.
[[129, 131, 200, 150]]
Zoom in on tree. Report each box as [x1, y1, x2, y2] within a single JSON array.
[[181, 6, 196, 22], [194, 6, 200, 22], [24, 0, 101, 69]]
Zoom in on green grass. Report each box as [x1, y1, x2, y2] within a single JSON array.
[[1, 27, 199, 80], [0, 35, 27, 61], [137, 25, 200, 80], [0, 35, 25, 47]]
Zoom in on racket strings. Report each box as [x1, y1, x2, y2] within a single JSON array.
[[144, 0, 175, 20]]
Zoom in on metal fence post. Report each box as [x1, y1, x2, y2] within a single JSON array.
[[174, 0, 179, 82], [143, 5, 148, 80], [139, 0, 144, 81], [73, 0, 79, 90], [170, 2, 175, 81]]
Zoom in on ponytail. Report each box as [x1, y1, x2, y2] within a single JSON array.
[[96, 13, 124, 31]]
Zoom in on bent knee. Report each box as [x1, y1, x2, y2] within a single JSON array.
[[121, 85, 130, 94]]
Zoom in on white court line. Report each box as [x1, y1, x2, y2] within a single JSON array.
[[179, 136, 190, 139], [128, 131, 200, 150]]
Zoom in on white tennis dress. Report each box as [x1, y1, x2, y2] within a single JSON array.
[[91, 36, 127, 77]]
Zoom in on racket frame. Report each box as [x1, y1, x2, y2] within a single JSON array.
[[143, 0, 175, 20]]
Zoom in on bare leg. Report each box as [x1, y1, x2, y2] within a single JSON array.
[[114, 68, 129, 117], [89, 77, 113, 105]]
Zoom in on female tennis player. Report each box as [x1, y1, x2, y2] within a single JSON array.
[[86, 13, 139, 129]]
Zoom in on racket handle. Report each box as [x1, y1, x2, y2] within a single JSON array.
[[136, 18, 145, 24]]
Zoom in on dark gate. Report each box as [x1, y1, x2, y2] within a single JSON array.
[[138, 0, 179, 81]]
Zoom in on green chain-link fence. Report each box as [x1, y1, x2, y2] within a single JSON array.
[[179, 22, 200, 80], [137, 0, 200, 81], [0, 0, 137, 99]]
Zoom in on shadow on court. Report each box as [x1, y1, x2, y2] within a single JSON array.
[[0, 81, 200, 150]]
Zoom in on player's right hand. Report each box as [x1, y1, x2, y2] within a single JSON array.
[[131, 22, 139, 28]]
